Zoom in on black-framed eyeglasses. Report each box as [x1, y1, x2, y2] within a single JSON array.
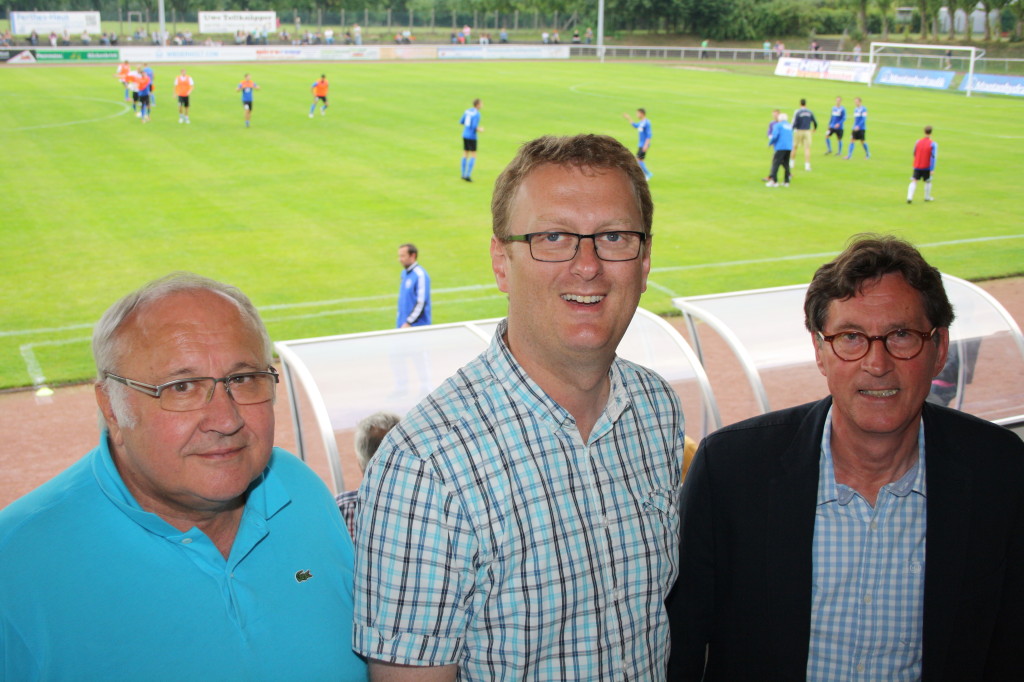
[[504, 230, 649, 262], [817, 328, 937, 362], [105, 367, 279, 412]]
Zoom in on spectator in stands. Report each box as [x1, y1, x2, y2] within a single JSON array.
[[29, 30, 39, 46], [500, 27, 509, 43], [355, 133, 684, 681], [552, 30, 560, 43], [585, 26, 594, 43], [336, 411, 400, 537], [396, 243, 431, 327], [81, 29, 91, 45], [0, 273, 367, 681], [572, 30, 581, 43], [668, 234, 1024, 680]]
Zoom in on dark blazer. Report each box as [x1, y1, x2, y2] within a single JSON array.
[[666, 398, 1024, 681]]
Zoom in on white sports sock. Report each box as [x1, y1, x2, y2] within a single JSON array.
[[924, 181, 932, 200], [908, 181, 916, 201]]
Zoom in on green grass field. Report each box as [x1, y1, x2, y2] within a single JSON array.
[[1, 58, 1021, 389]]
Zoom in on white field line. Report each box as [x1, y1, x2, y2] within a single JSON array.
[[8, 233, 1024, 383], [5, 234, 1022, 340], [1, 94, 133, 131], [13, 294, 506, 386]]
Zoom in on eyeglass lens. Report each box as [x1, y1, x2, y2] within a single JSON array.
[[529, 232, 642, 262], [159, 373, 276, 411], [830, 330, 926, 360]]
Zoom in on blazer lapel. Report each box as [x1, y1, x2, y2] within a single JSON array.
[[766, 399, 831, 673], [920, 405, 971, 676]]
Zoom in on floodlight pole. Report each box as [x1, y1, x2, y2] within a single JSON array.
[[598, 0, 605, 63], [158, 0, 167, 46]]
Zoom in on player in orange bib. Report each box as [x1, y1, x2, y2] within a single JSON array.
[[116, 60, 131, 102], [309, 75, 328, 117], [174, 69, 194, 124], [125, 68, 142, 114]]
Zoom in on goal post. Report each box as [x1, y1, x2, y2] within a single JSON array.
[[869, 42, 984, 96]]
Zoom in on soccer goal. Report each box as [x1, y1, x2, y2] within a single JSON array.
[[869, 42, 983, 96]]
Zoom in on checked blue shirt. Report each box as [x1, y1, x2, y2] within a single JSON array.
[[353, 319, 684, 680], [807, 409, 927, 681]]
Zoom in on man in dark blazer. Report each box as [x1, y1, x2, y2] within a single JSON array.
[[667, 235, 1024, 681]]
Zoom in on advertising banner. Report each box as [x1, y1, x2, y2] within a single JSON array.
[[1, 49, 36, 63], [774, 57, 876, 84], [198, 12, 277, 34], [10, 11, 101, 36], [437, 45, 570, 60], [2, 49, 118, 63], [958, 73, 1024, 97], [874, 67, 955, 90], [33, 49, 119, 62]]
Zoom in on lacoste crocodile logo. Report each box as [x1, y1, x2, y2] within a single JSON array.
[[295, 569, 313, 583]]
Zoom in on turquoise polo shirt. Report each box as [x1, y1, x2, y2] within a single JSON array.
[[0, 438, 367, 681]]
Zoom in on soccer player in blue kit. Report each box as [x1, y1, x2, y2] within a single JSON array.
[[845, 97, 870, 160], [460, 99, 483, 182], [623, 108, 653, 180], [238, 73, 260, 128], [824, 96, 846, 155]]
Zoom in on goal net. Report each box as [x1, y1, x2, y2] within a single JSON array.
[[869, 42, 984, 96]]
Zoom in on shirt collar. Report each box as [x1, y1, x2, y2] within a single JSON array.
[[817, 407, 927, 506], [486, 319, 629, 437], [92, 433, 289, 538]]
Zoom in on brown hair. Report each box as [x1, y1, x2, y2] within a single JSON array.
[[490, 134, 653, 240], [804, 234, 954, 333]]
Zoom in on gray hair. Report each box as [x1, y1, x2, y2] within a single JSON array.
[[93, 272, 272, 426], [353, 411, 401, 471]]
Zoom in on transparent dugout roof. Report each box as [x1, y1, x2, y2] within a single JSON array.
[[673, 274, 1024, 434], [275, 308, 718, 494]]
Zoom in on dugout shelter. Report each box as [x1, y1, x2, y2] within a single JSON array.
[[276, 308, 718, 494], [673, 273, 1024, 439]]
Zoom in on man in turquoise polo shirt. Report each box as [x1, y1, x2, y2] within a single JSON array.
[[0, 273, 367, 681]]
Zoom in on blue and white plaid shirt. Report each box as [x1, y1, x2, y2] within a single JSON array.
[[807, 409, 927, 681], [353, 319, 684, 680]]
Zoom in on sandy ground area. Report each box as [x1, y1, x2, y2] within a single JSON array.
[[2, 277, 1022, 510]]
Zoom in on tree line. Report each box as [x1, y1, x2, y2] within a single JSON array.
[[7, 0, 1023, 41]]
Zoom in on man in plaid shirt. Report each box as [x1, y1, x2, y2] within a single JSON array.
[[354, 134, 685, 681]]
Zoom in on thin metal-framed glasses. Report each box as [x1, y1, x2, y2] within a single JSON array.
[[105, 367, 279, 412], [504, 230, 649, 262], [817, 328, 937, 361]]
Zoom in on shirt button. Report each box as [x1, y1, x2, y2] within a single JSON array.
[[857, 663, 865, 672], [863, 595, 872, 604], [181, 538, 192, 544], [870, 521, 878, 530]]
